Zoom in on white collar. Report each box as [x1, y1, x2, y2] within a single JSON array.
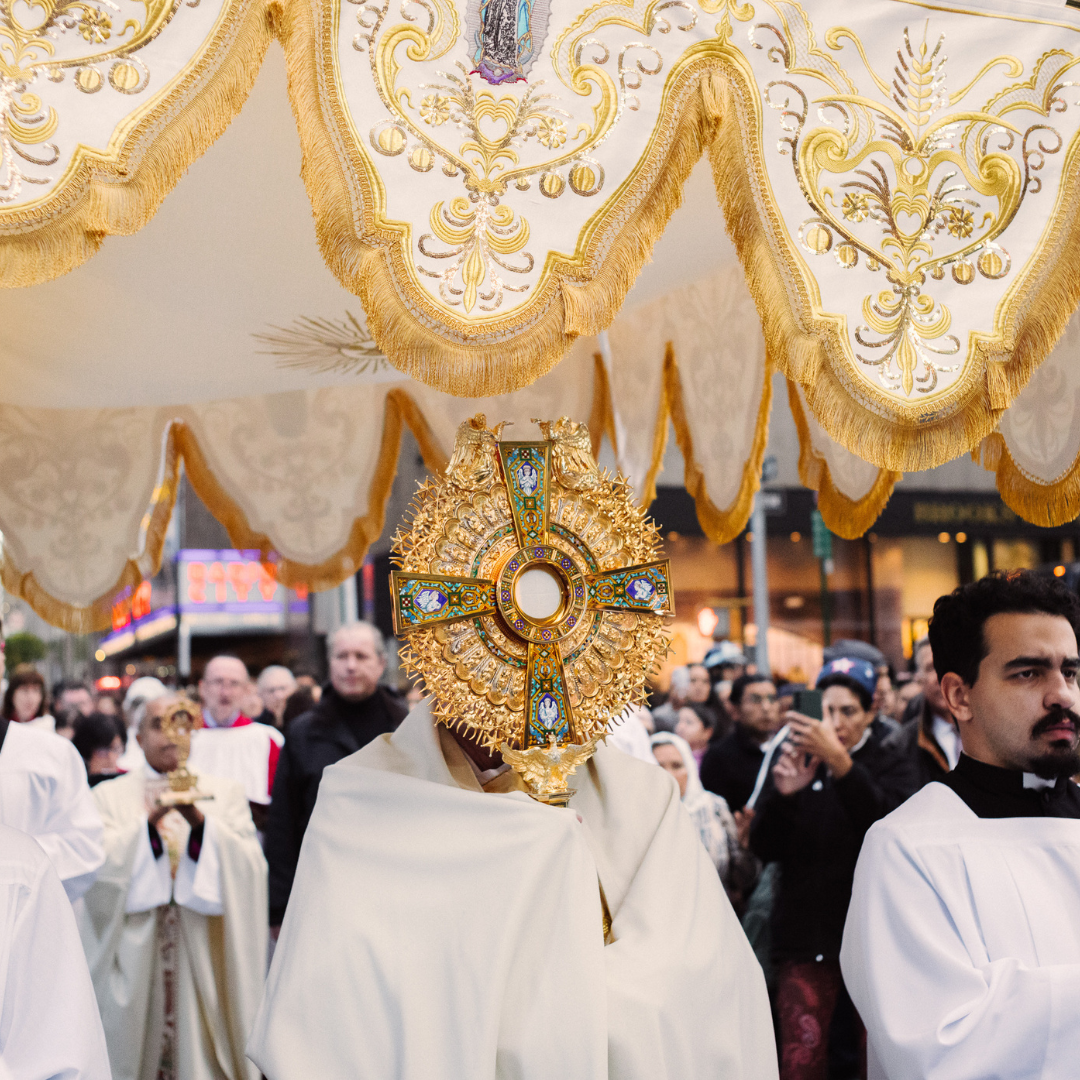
[[1022, 772, 1057, 791], [849, 726, 873, 755]]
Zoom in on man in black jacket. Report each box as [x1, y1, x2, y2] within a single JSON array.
[[699, 673, 782, 812], [266, 622, 406, 930], [750, 657, 919, 1080], [889, 637, 962, 789]]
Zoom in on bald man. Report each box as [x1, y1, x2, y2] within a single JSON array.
[[265, 622, 406, 929], [188, 656, 285, 822]]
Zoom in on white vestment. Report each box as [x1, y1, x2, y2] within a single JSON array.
[[0, 721, 104, 900], [248, 701, 776, 1080], [0, 823, 111, 1080], [80, 769, 268, 1080], [188, 721, 284, 805], [841, 782, 1080, 1080]]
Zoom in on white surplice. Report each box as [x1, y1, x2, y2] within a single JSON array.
[[840, 782, 1080, 1080], [0, 823, 111, 1080], [0, 721, 104, 900], [188, 721, 284, 805], [248, 700, 776, 1080], [80, 768, 268, 1080]]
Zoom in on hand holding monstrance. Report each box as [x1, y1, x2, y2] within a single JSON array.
[[155, 698, 214, 808]]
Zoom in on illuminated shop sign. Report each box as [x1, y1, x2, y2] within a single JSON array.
[[178, 550, 308, 615]]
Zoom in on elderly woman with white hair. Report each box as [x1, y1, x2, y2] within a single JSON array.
[[651, 731, 757, 910]]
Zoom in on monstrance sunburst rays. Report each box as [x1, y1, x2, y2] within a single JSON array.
[[390, 414, 673, 803]]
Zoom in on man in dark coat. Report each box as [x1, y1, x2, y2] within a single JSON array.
[[699, 673, 782, 812], [266, 622, 406, 930], [889, 637, 962, 788]]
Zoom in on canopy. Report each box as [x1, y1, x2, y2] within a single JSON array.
[[2, 2, 1080, 630]]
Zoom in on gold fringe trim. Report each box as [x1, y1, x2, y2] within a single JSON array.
[[707, 67, 1080, 474], [630, 337, 771, 542], [0, 424, 182, 633], [974, 432, 1080, 528], [786, 378, 900, 539], [588, 352, 618, 461], [175, 389, 448, 592], [0, 0, 276, 288], [663, 342, 773, 544], [278, 0, 728, 396]]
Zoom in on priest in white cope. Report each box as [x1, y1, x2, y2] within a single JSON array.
[[841, 571, 1080, 1080], [80, 694, 268, 1080], [0, 709, 104, 901], [0, 823, 111, 1080], [248, 699, 777, 1080]]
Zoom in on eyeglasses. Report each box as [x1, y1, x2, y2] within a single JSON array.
[[745, 693, 779, 705]]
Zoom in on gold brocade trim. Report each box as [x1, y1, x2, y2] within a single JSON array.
[[0, 0, 276, 288], [974, 432, 1080, 528], [706, 55, 1080, 474], [785, 378, 899, 540], [0, 424, 182, 633]]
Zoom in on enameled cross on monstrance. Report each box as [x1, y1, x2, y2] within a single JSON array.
[[391, 429, 672, 803]]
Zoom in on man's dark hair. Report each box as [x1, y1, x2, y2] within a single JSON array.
[[72, 712, 120, 764], [729, 673, 774, 707], [817, 673, 873, 712], [928, 571, 1080, 686], [51, 678, 89, 701]]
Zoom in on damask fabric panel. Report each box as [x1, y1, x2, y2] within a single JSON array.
[[604, 265, 773, 544], [0, 0, 274, 286], [977, 310, 1080, 527], [0, 348, 604, 630], [0, 406, 175, 627], [786, 382, 901, 540]]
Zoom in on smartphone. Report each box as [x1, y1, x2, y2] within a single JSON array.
[[791, 688, 822, 720]]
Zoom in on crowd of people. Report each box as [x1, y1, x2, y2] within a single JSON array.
[[3, 570, 1080, 1079]]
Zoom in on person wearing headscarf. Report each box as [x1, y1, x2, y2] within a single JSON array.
[[651, 731, 757, 908]]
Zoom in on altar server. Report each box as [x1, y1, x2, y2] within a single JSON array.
[[0, 710, 103, 901], [841, 571, 1080, 1080], [0, 823, 111, 1080], [249, 699, 777, 1080], [188, 654, 284, 812], [81, 694, 267, 1080]]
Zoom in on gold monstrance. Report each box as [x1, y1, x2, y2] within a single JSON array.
[[391, 416, 673, 805], [156, 698, 214, 808]]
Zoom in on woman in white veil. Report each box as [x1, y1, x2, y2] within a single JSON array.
[[651, 731, 757, 908]]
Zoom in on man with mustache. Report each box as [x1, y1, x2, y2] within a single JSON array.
[[841, 571, 1080, 1079]]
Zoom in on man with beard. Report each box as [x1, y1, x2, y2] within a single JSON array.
[[841, 572, 1080, 1080]]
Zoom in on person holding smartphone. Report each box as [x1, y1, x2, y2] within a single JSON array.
[[749, 658, 919, 1080]]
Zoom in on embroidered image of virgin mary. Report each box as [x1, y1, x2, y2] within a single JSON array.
[[467, 0, 551, 85]]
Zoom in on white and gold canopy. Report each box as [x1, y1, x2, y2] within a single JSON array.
[[2, 0, 1080, 629]]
